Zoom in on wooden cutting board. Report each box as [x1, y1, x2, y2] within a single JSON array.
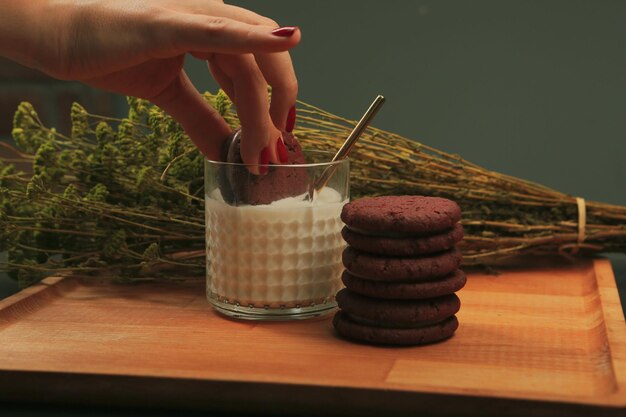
[[0, 258, 625, 416]]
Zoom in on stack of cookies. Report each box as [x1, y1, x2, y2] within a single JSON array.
[[333, 196, 466, 346]]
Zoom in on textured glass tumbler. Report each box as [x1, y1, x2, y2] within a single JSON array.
[[205, 151, 349, 320]]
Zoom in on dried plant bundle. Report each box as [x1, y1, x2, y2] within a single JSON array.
[[1, 92, 625, 287]]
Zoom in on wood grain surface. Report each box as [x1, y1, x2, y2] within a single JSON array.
[[0, 258, 624, 417]]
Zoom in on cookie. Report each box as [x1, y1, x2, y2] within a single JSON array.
[[341, 196, 461, 236], [222, 131, 309, 205], [342, 246, 462, 282], [335, 288, 460, 324], [333, 312, 458, 346], [341, 269, 466, 300], [341, 223, 463, 257]]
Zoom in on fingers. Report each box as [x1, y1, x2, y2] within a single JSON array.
[[154, 12, 300, 57], [208, 54, 294, 169], [179, 4, 299, 131], [206, 50, 298, 135], [168, 1, 282, 29], [147, 6, 301, 171], [149, 70, 231, 161], [255, 52, 298, 133], [211, 53, 283, 172]]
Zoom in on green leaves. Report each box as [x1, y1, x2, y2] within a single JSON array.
[[127, 96, 149, 122], [62, 183, 80, 200], [85, 183, 109, 203], [25, 174, 47, 200], [214, 89, 232, 116], [12, 102, 48, 153], [33, 140, 63, 183], [2, 96, 209, 287], [95, 121, 115, 147], [103, 229, 127, 260], [0, 165, 16, 189], [70, 102, 89, 141]]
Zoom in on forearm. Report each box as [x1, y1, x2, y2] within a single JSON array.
[[0, 0, 49, 69]]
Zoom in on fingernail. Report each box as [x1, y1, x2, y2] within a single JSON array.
[[271, 26, 298, 37], [276, 137, 289, 164], [259, 146, 271, 174], [286, 105, 296, 133]]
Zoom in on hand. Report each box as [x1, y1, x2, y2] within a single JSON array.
[[0, 0, 300, 169]]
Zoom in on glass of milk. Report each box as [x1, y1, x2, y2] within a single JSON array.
[[204, 151, 349, 320]]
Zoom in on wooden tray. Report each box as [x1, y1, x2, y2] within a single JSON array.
[[0, 258, 624, 416]]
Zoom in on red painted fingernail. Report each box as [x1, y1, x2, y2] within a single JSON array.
[[286, 105, 296, 133], [259, 146, 271, 174], [271, 26, 298, 37], [276, 137, 289, 164]]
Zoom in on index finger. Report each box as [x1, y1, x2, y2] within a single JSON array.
[[153, 12, 300, 56]]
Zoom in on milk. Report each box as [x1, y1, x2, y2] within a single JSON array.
[[205, 187, 346, 309]]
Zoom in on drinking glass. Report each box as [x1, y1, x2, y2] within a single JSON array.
[[205, 151, 349, 320]]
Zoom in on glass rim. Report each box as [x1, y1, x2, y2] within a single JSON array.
[[205, 149, 349, 169]]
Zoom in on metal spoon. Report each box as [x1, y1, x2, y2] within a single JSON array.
[[312, 95, 386, 194]]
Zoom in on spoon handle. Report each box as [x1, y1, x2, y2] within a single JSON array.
[[314, 95, 386, 193], [332, 95, 386, 162]]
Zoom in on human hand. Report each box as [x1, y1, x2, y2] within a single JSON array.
[[1, 0, 300, 170]]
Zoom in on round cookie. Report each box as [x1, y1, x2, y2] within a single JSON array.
[[333, 312, 458, 346], [342, 246, 462, 282], [220, 131, 309, 205], [341, 269, 466, 300], [341, 223, 464, 257], [335, 288, 460, 325], [341, 196, 461, 236]]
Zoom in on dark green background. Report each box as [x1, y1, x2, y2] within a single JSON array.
[[187, 0, 626, 206]]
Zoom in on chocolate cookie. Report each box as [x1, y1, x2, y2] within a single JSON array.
[[341, 196, 462, 236], [341, 269, 466, 300], [341, 223, 463, 257], [222, 131, 309, 205], [342, 246, 462, 282], [333, 312, 458, 346], [335, 288, 460, 324]]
